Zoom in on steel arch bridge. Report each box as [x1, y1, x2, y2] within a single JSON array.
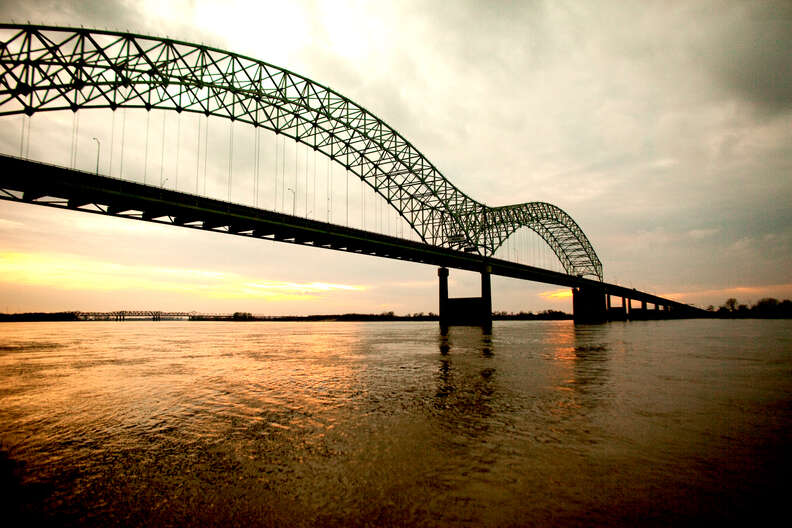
[[0, 23, 603, 280]]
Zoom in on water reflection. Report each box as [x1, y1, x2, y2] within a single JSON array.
[[570, 325, 612, 399], [1, 320, 790, 527], [431, 327, 497, 437], [548, 325, 613, 420]]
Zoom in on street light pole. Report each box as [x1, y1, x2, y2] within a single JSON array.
[[91, 137, 101, 175], [287, 187, 295, 216]]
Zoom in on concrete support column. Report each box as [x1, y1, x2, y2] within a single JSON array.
[[481, 266, 492, 331], [438, 267, 449, 329], [573, 286, 607, 324]]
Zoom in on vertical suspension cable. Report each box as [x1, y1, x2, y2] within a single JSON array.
[[274, 132, 278, 210], [254, 127, 260, 208], [203, 115, 209, 195], [361, 179, 365, 229], [326, 156, 330, 221], [328, 158, 332, 222], [160, 112, 166, 187], [109, 110, 116, 178], [305, 147, 309, 217], [71, 111, 80, 169], [75, 112, 81, 167], [258, 127, 263, 207], [281, 136, 286, 212], [175, 114, 181, 191], [24, 115, 31, 159], [346, 169, 349, 226], [120, 109, 126, 179], [69, 112, 74, 167], [196, 115, 201, 194], [228, 119, 234, 202], [143, 110, 150, 185], [313, 149, 317, 219], [19, 115, 26, 158], [253, 128, 257, 207]]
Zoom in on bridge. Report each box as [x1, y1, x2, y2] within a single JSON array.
[[0, 24, 703, 326], [76, 310, 193, 321]]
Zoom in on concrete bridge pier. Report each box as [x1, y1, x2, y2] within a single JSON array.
[[572, 286, 607, 324], [438, 267, 492, 332]]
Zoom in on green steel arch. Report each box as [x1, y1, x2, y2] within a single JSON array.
[[0, 23, 603, 279]]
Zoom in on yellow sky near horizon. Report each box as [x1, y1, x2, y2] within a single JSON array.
[[0, 251, 366, 302], [2, 248, 787, 314]]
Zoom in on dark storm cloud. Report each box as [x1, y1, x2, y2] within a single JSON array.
[[696, 2, 792, 115]]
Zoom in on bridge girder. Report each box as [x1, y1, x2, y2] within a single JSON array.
[[0, 23, 603, 279]]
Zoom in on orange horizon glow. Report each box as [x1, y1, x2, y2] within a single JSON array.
[[660, 283, 792, 304], [0, 251, 367, 302], [539, 288, 573, 301]]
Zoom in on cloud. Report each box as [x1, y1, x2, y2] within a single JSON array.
[[698, 2, 792, 115], [539, 288, 572, 301], [687, 228, 719, 240], [0, 218, 24, 230]]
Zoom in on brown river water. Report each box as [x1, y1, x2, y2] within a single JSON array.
[[1, 319, 790, 527]]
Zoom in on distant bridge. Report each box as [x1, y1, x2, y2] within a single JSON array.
[[76, 310, 193, 321], [0, 24, 702, 325]]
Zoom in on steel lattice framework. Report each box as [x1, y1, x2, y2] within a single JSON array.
[[0, 24, 603, 279]]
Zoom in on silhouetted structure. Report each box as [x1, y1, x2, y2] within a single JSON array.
[[0, 24, 706, 327]]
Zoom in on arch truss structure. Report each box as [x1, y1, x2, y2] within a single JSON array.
[[0, 24, 603, 279]]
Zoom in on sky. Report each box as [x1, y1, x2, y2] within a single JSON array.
[[0, 0, 790, 315]]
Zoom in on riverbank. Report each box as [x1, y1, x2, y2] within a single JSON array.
[[0, 310, 573, 322]]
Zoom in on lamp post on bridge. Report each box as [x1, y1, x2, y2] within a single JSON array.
[[287, 187, 295, 216], [91, 137, 100, 175]]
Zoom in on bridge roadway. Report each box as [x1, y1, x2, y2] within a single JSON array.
[[0, 154, 698, 316]]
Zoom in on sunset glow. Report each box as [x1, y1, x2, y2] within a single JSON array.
[[539, 289, 573, 301], [0, 251, 366, 301]]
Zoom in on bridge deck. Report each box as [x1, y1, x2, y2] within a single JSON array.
[[0, 155, 697, 312]]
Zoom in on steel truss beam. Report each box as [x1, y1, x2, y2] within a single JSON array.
[[0, 24, 602, 279]]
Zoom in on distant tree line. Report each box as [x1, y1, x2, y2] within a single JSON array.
[[2, 309, 574, 322], [0, 312, 79, 322], [192, 311, 440, 322], [707, 298, 792, 318], [493, 310, 572, 320]]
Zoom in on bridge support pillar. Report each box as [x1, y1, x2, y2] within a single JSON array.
[[438, 267, 449, 330], [481, 266, 493, 331], [437, 266, 492, 332], [573, 286, 607, 324]]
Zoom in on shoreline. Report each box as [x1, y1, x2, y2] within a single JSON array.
[[0, 311, 573, 322]]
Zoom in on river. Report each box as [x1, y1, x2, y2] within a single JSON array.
[[1, 319, 790, 526]]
